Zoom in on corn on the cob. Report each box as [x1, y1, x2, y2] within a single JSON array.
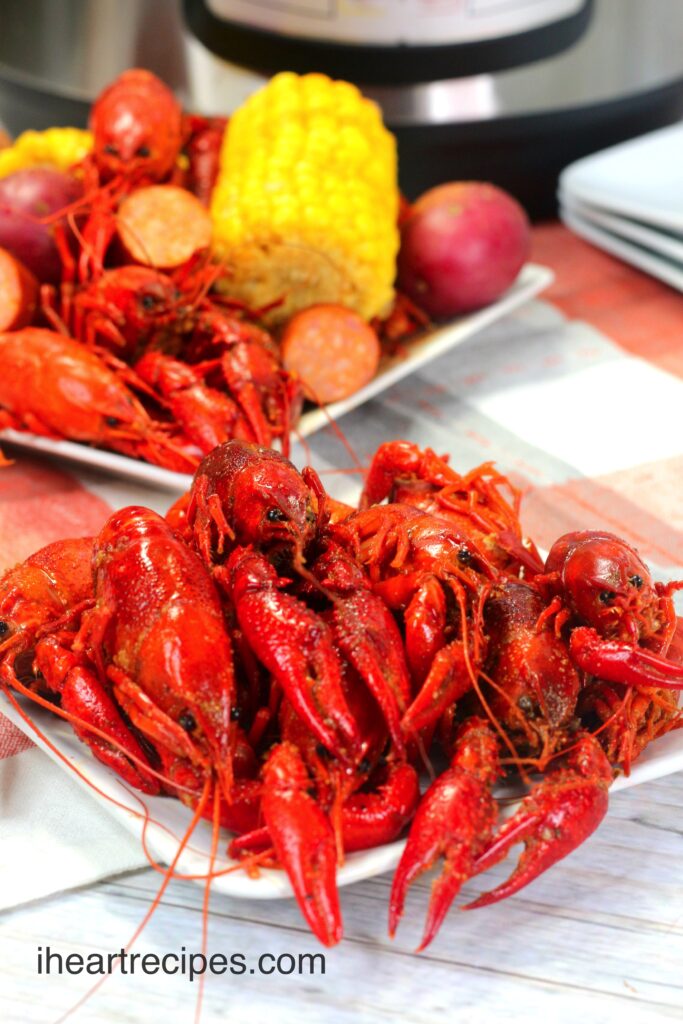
[[211, 72, 399, 324], [0, 128, 93, 179]]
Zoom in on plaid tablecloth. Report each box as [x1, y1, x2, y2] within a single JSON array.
[[1, 223, 682, 907]]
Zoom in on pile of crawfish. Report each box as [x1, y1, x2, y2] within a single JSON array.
[[2, 438, 682, 949], [0, 70, 425, 471], [0, 70, 302, 467]]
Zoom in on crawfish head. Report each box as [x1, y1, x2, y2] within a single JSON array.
[[0, 538, 94, 676], [90, 69, 183, 182], [188, 440, 319, 564], [545, 531, 666, 643], [78, 267, 180, 346]]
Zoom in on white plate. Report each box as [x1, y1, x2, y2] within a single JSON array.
[[560, 206, 683, 293], [560, 195, 683, 264], [2, 684, 680, 901], [0, 264, 552, 492], [559, 122, 683, 232]]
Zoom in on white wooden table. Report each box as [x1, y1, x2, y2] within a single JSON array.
[[2, 771, 683, 1024]]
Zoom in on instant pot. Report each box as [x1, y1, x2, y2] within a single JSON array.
[[1, 0, 682, 217]]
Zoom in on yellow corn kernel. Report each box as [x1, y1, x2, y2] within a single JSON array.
[[211, 72, 399, 323], [0, 128, 93, 178]]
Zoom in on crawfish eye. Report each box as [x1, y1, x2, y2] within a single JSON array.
[[136, 145, 151, 158], [0, 621, 9, 636], [599, 590, 616, 605], [517, 694, 535, 716], [105, 416, 120, 427], [103, 143, 119, 156], [179, 712, 196, 733], [457, 547, 473, 566], [629, 574, 644, 589], [141, 293, 157, 311], [266, 507, 287, 523]]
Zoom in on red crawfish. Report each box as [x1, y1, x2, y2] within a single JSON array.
[[179, 442, 415, 762], [0, 536, 159, 792], [0, 328, 197, 472], [88, 68, 184, 185], [136, 316, 300, 456], [134, 350, 258, 454], [51, 70, 185, 282], [388, 577, 596, 951], [9, 508, 239, 804], [360, 440, 544, 574], [178, 439, 323, 565], [538, 531, 683, 769], [388, 545, 682, 949], [43, 265, 182, 358], [331, 502, 494, 739], [43, 256, 301, 455], [71, 505, 237, 803], [0, 538, 94, 663], [182, 306, 303, 454]]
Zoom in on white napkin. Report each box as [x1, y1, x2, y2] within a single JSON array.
[[0, 746, 145, 909]]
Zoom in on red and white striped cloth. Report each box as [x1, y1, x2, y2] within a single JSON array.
[[1, 224, 682, 908]]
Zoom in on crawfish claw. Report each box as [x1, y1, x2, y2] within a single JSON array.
[[569, 626, 683, 689], [225, 548, 363, 764], [261, 743, 342, 947], [466, 735, 612, 910], [389, 768, 497, 950]]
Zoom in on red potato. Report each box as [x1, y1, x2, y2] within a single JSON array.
[[117, 184, 213, 269], [398, 182, 531, 319], [281, 304, 380, 404], [0, 248, 39, 330], [0, 167, 84, 283]]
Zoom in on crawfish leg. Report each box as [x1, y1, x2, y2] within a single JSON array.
[[220, 350, 273, 449], [107, 664, 205, 771], [187, 474, 234, 564], [404, 576, 447, 687], [33, 635, 159, 793], [402, 639, 474, 737], [0, 408, 58, 438]]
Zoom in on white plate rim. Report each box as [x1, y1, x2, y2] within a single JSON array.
[[0, 263, 553, 493], [2, 679, 681, 902], [559, 195, 683, 264], [559, 122, 683, 232], [560, 206, 683, 293]]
